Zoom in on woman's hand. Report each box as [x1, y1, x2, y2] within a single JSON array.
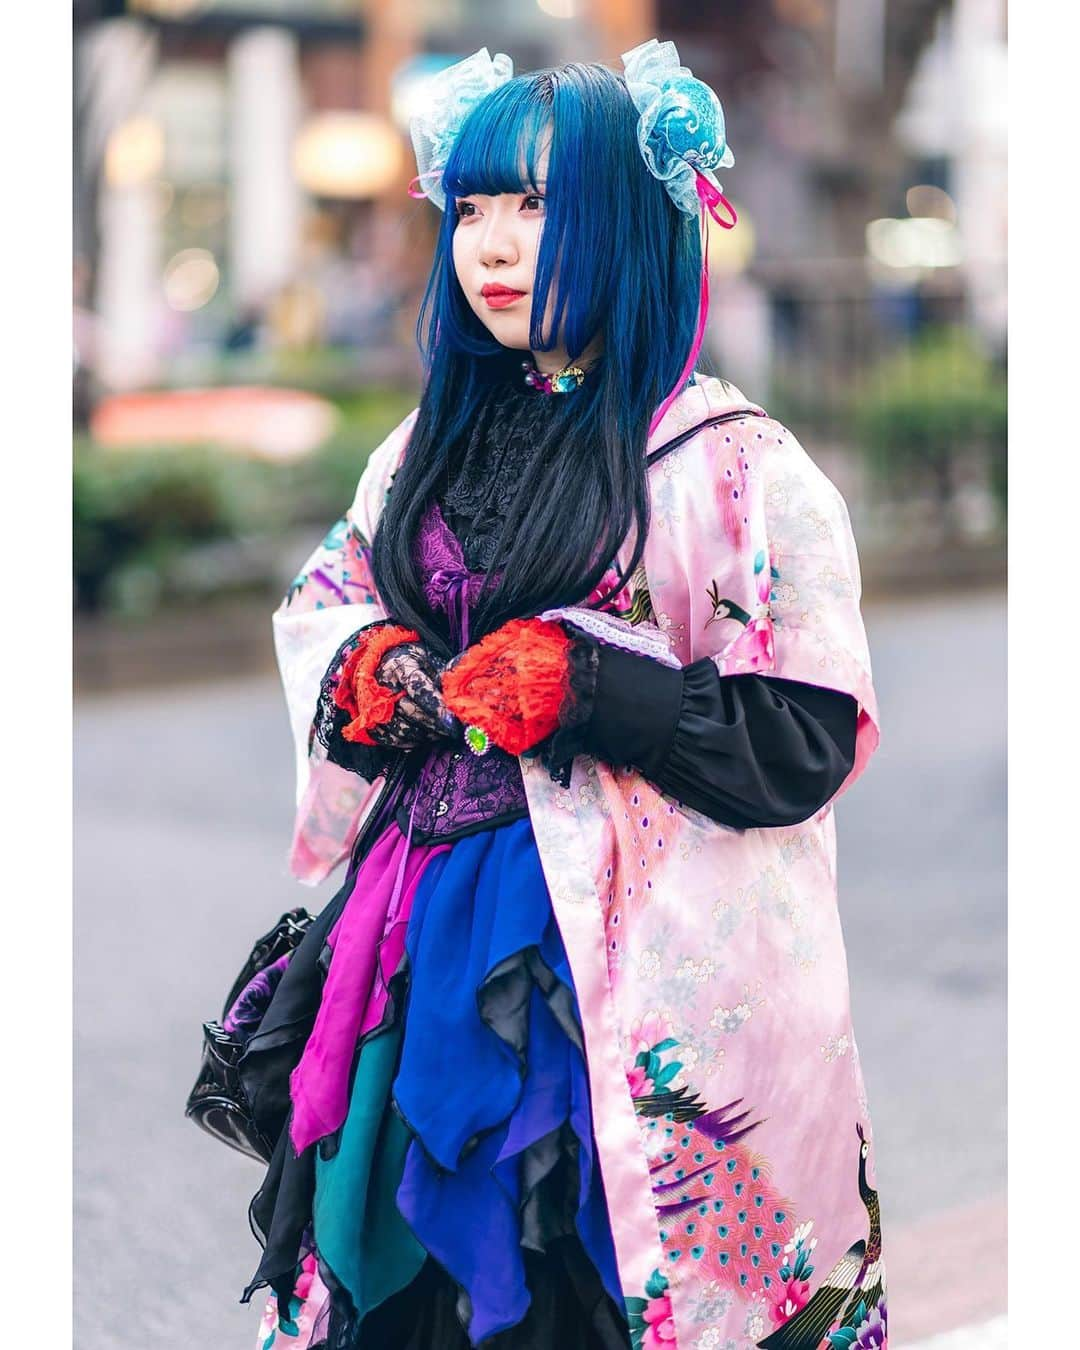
[[369, 641, 461, 748]]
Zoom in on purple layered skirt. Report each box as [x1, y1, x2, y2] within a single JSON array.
[[280, 812, 628, 1348]]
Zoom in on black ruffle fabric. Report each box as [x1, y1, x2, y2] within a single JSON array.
[[543, 639, 859, 829], [240, 820, 632, 1348], [325, 1234, 632, 1349], [331, 942, 630, 1349], [240, 867, 361, 1310], [539, 630, 601, 786]]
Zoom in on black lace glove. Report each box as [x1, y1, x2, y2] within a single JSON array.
[[313, 627, 460, 777], [367, 641, 461, 748]]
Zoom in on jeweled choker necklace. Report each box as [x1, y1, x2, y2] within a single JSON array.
[[520, 357, 587, 394]]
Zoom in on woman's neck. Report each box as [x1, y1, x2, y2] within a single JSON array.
[[529, 334, 603, 376]]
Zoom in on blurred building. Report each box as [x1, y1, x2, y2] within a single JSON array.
[[73, 0, 1005, 419], [72, 1, 655, 394], [73, 1, 1006, 626], [656, 0, 1006, 419]]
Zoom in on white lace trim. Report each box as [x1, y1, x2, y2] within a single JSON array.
[[538, 606, 683, 669]]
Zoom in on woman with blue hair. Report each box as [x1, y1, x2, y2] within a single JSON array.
[[223, 42, 885, 1350]]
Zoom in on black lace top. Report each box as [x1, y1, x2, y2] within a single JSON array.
[[318, 374, 859, 834], [438, 378, 564, 572]]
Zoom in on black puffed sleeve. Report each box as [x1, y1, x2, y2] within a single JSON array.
[[546, 639, 857, 830]]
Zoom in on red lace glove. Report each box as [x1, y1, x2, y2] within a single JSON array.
[[334, 623, 425, 746], [440, 617, 574, 756]]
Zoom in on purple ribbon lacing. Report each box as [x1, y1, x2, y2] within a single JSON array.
[[387, 500, 499, 920], [416, 501, 495, 654]]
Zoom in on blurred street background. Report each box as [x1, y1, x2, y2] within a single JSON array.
[[72, 2, 1007, 1347]]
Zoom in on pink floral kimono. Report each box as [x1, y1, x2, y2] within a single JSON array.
[[271, 375, 885, 1350]]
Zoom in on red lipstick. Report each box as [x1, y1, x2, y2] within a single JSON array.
[[481, 283, 526, 309]]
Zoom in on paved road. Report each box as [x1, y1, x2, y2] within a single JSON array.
[[74, 589, 1006, 1349]]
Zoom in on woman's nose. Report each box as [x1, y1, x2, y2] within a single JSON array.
[[477, 217, 519, 267]]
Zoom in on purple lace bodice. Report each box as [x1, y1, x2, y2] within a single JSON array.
[[397, 500, 528, 844], [413, 499, 493, 653]]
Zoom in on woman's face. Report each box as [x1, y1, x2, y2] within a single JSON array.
[[450, 141, 570, 371]]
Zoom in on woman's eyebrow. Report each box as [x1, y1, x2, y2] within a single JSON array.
[[458, 183, 547, 197]]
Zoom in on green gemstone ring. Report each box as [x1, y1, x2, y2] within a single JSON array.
[[464, 724, 491, 756]]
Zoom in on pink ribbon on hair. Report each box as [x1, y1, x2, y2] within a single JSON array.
[[648, 173, 738, 439], [408, 169, 444, 200]]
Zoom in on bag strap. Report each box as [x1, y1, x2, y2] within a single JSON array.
[[646, 408, 767, 469]]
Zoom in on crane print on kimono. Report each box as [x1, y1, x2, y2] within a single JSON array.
[[271, 377, 886, 1349], [518, 374, 885, 1348]]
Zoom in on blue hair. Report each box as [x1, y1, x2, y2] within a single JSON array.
[[373, 60, 705, 657]]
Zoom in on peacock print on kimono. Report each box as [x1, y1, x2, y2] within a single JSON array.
[[627, 1023, 798, 1302], [755, 1124, 886, 1350], [624, 1023, 887, 1350]]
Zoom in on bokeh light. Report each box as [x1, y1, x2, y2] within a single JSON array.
[[163, 247, 220, 311], [705, 201, 756, 277], [536, 0, 578, 18], [130, 0, 209, 16], [293, 112, 404, 200], [906, 183, 958, 222], [179, 183, 228, 230], [866, 216, 964, 271], [105, 116, 165, 188]]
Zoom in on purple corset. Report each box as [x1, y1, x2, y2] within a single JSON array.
[[398, 501, 527, 842]]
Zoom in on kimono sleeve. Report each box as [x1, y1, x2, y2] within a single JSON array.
[[271, 407, 417, 883], [704, 418, 880, 802]]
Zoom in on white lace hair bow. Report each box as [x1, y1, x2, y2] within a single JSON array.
[[620, 38, 735, 217], [407, 40, 734, 223], [408, 48, 514, 212]]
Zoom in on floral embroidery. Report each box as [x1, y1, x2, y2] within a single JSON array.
[[827, 1299, 887, 1349], [285, 517, 378, 609], [256, 1253, 329, 1349], [821, 1032, 852, 1063], [799, 507, 833, 542], [770, 580, 799, 611], [692, 1328, 731, 1349], [744, 1295, 769, 1340], [686, 1279, 733, 1325], [625, 1268, 676, 1350], [818, 564, 853, 600], [711, 1003, 751, 1035], [788, 931, 820, 971], [638, 949, 663, 980], [768, 1220, 817, 1325], [675, 956, 719, 983], [586, 563, 636, 615]]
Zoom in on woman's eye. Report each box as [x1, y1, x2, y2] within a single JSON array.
[[454, 195, 543, 220]]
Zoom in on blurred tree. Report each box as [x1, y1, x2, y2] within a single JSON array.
[[850, 325, 1006, 535]]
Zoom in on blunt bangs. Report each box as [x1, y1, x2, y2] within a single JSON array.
[[442, 80, 551, 200]]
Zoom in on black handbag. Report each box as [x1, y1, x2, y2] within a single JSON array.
[[184, 907, 314, 1163]]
